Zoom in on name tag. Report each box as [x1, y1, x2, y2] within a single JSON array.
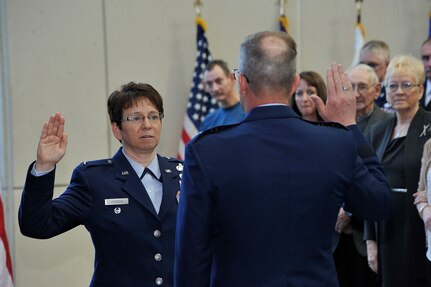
[[105, 198, 129, 205], [392, 188, 407, 193]]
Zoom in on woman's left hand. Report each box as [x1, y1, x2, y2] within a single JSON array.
[[413, 190, 427, 205]]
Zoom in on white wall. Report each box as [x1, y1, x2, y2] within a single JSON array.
[[6, 0, 429, 286]]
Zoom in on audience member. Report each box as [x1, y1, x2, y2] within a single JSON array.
[[18, 82, 182, 287], [175, 31, 392, 287], [364, 55, 431, 287], [420, 38, 431, 111], [291, 71, 327, 121], [200, 59, 246, 131], [333, 64, 393, 287], [359, 40, 391, 109], [349, 64, 394, 135]]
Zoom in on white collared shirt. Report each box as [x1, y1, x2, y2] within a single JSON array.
[[122, 151, 163, 214]]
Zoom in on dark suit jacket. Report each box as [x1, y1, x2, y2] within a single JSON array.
[[358, 105, 394, 138], [420, 80, 431, 111], [175, 105, 392, 287], [364, 108, 431, 280], [375, 86, 387, 108], [19, 148, 182, 287]]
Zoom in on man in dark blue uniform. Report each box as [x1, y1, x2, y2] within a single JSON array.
[[175, 31, 392, 287], [19, 82, 182, 287]]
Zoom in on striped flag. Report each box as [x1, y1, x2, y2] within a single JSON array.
[[351, 22, 365, 66], [177, 16, 218, 160], [351, 1, 365, 66], [0, 183, 13, 287], [279, 15, 288, 33]]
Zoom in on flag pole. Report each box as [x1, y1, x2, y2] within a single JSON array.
[[279, 0, 286, 16], [279, 0, 288, 33], [194, 0, 202, 17], [356, 0, 363, 25]]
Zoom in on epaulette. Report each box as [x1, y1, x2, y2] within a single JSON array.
[[165, 156, 182, 163], [80, 158, 113, 168], [194, 122, 241, 142]]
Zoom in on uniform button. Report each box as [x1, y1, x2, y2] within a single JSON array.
[[154, 253, 162, 261], [155, 277, 163, 285], [153, 230, 161, 237]]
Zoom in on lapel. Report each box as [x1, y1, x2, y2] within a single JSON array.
[[362, 106, 378, 137], [112, 149, 158, 218], [374, 117, 396, 161], [405, 109, 431, 188], [158, 155, 182, 220]]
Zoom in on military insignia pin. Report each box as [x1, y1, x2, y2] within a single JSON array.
[[176, 163, 183, 171], [420, 124, 430, 138]]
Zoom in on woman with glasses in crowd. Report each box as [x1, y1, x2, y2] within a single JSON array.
[[364, 55, 431, 287], [291, 71, 327, 122]]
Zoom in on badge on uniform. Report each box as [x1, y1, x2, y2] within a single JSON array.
[[176, 163, 183, 171], [176, 191, 180, 203], [105, 198, 129, 205]]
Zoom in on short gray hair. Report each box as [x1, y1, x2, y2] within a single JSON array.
[[347, 64, 379, 86], [361, 40, 390, 62], [238, 31, 297, 95]]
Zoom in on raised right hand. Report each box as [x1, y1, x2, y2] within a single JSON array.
[[35, 113, 68, 172], [311, 62, 356, 126]]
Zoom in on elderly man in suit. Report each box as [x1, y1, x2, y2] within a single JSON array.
[[19, 82, 182, 287], [333, 64, 393, 287], [174, 31, 392, 287], [359, 40, 391, 110]]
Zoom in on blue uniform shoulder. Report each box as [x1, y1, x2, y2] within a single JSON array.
[[79, 158, 113, 169], [302, 119, 348, 131], [162, 156, 183, 165], [193, 122, 241, 143]]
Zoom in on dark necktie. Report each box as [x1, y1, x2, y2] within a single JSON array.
[[140, 167, 162, 182]]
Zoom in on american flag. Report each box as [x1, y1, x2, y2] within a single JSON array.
[[177, 16, 218, 160]]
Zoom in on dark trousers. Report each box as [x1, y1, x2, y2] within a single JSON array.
[[334, 233, 378, 287]]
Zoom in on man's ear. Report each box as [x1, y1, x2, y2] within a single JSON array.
[[289, 74, 300, 97], [373, 83, 382, 100], [238, 73, 248, 94]]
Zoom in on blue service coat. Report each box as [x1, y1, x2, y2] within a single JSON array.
[[175, 105, 392, 287], [19, 148, 182, 287]]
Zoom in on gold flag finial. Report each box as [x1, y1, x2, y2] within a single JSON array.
[[194, 0, 203, 17]]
